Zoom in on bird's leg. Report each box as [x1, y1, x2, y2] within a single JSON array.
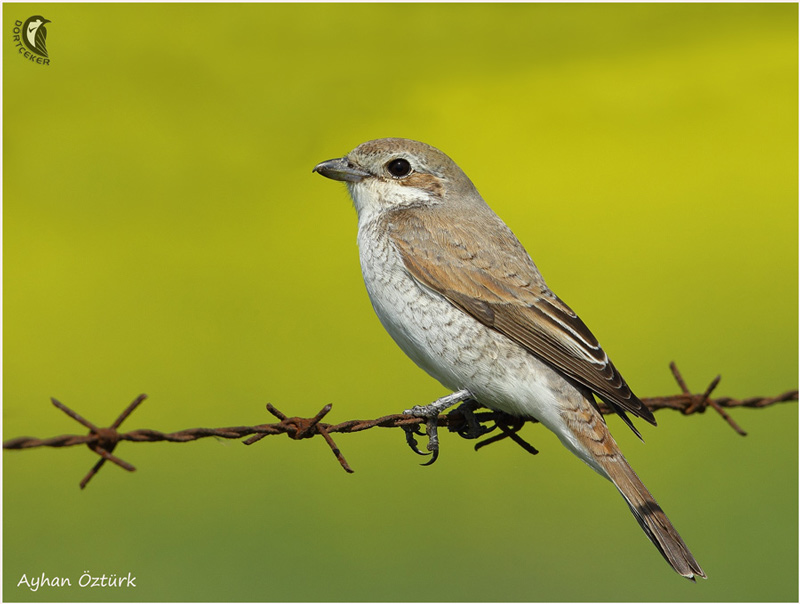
[[403, 389, 473, 465], [405, 389, 473, 418]]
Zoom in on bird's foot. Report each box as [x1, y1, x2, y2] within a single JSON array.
[[402, 389, 473, 466], [402, 423, 439, 466], [473, 414, 540, 456], [446, 399, 497, 440]]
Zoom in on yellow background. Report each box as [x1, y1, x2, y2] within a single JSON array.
[[4, 3, 797, 602]]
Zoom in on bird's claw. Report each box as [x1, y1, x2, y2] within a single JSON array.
[[420, 447, 439, 466], [403, 425, 429, 456], [402, 389, 474, 466], [402, 417, 441, 465]]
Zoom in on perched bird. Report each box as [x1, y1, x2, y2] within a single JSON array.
[[23, 15, 50, 58], [314, 138, 705, 580]]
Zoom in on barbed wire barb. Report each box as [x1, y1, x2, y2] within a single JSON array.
[[669, 362, 746, 435], [3, 363, 797, 488]]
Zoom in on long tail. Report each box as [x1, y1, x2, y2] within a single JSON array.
[[560, 401, 705, 580], [602, 455, 706, 580]]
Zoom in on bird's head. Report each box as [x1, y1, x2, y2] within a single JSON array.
[[313, 138, 482, 221]]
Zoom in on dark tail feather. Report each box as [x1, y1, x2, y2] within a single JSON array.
[[604, 458, 706, 580]]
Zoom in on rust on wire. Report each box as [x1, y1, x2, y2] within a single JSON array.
[[48, 394, 146, 489], [668, 363, 747, 435], [3, 363, 796, 488]]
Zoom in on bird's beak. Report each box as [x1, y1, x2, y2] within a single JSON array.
[[313, 157, 370, 183]]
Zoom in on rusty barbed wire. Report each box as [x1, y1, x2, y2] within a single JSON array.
[[3, 363, 796, 488]]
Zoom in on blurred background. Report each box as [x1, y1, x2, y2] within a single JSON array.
[[3, 3, 797, 602]]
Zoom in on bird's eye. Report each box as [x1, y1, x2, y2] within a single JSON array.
[[386, 158, 412, 178]]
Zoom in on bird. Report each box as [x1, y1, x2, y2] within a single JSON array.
[[313, 138, 705, 580], [23, 16, 50, 58]]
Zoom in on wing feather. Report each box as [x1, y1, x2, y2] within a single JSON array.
[[386, 207, 656, 428]]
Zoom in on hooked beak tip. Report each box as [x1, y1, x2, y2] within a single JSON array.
[[313, 157, 369, 183]]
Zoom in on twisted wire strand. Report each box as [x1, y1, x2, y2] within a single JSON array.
[[4, 363, 796, 488]]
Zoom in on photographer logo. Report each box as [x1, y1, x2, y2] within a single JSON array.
[[12, 16, 51, 65]]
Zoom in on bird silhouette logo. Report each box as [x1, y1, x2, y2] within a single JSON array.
[[22, 15, 50, 58]]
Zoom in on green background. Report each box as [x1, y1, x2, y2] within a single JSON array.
[[3, 3, 797, 602]]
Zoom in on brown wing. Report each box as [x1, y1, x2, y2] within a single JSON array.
[[385, 207, 656, 427]]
